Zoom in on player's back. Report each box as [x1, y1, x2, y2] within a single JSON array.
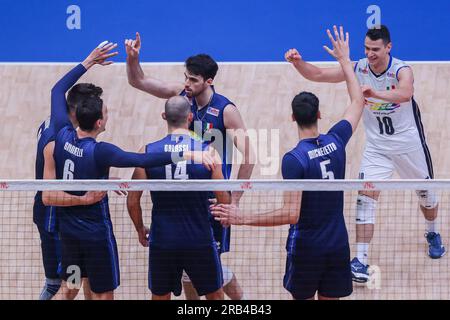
[[283, 120, 352, 254], [34, 118, 57, 231], [145, 133, 215, 250], [53, 126, 110, 239]]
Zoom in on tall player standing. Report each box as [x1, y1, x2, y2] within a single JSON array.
[[213, 26, 363, 300], [125, 33, 254, 300], [285, 25, 445, 283], [127, 96, 230, 300], [35, 42, 117, 300]]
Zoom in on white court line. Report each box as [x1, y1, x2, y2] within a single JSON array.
[[1, 61, 450, 66]]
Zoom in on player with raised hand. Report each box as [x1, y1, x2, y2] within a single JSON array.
[[286, 25, 444, 283], [213, 26, 363, 300], [42, 42, 215, 300], [125, 32, 253, 300], [35, 41, 117, 300]]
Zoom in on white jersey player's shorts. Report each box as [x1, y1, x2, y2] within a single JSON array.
[[359, 147, 438, 209], [359, 147, 433, 180]]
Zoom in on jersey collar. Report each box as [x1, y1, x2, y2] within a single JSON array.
[[368, 54, 393, 78]]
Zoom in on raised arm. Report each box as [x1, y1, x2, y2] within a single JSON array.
[[41, 142, 106, 206], [51, 42, 118, 133], [50, 64, 87, 132], [323, 26, 364, 132], [223, 105, 255, 204], [285, 48, 346, 83], [125, 32, 184, 99]]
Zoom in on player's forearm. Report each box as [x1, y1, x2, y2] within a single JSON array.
[[97, 143, 175, 169], [127, 205, 144, 230], [243, 208, 298, 227], [292, 60, 319, 81], [42, 191, 86, 207], [371, 88, 412, 104], [232, 163, 255, 203], [51, 64, 87, 131], [292, 60, 340, 83], [126, 55, 146, 88], [51, 64, 87, 94], [215, 191, 232, 204], [340, 59, 364, 105]]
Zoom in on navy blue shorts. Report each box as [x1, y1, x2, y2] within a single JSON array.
[[209, 215, 230, 254], [60, 234, 120, 294], [283, 246, 353, 299], [37, 227, 61, 279], [149, 245, 223, 297], [207, 192, 230, 254]]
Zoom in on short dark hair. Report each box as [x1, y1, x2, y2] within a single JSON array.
[[185, 54, 218, 80], [291, 92, 320, 128], [76, 96, 103, 131], [67, 83, 103, 113], [366, 25, 391, 45]]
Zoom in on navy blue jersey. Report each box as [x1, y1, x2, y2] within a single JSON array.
[[145, 133, 216, 249], [34, 63, 88, 232], [34, 118, 57, 231], [282, 120, 353, 254], [181, 87, 235, 179], [53, 126, 175, 240]]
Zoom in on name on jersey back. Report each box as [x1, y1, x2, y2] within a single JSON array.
[[64, 142, 83, 157], [164, 144, 189, 152], [307, 142, 337, 160]]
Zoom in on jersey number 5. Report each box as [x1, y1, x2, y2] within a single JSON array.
[[320, 160, 335, 180], [165, 161, 189, 180]]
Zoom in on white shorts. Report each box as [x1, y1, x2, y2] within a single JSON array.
[[359, 147, 434, 180]]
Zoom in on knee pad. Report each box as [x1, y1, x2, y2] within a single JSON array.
[[356, 194, 377, 225], [222, 265, 234, 286], [416, 190, 438, 209]]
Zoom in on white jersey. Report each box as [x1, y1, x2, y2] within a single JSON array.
[[355, 56, 424, 154]]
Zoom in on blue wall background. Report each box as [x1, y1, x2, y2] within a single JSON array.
[[0, 0, 448, 62]]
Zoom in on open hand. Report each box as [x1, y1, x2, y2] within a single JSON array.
[[323, 25, 350, 62]]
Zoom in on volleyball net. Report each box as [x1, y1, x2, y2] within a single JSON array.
[[0, 179, 449, 300]]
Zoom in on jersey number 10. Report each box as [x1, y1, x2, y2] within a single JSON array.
[[376, 116, 395, 135]]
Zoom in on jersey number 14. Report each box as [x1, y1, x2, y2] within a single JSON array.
[[165, 161, 189, 180]]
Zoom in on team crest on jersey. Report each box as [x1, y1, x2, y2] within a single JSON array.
[[358, 67, 369, 74], [206, 107, 220, 117], [386, 85, 396, 91], [387, 71, 396, 78]]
